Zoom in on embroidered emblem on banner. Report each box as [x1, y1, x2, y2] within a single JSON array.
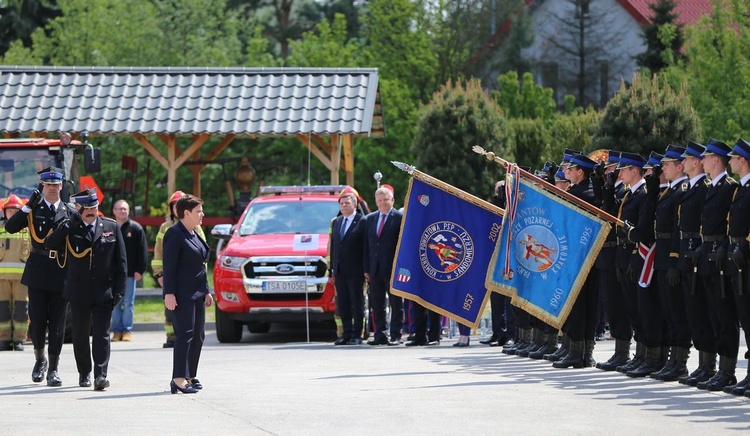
[[418, 221, 474, 282], [418, 194, 430, 206], [397, 268, 411, 282]]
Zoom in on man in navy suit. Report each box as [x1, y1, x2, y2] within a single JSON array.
[[329, 190, 366, 345], [363, 186, 403, 346], [46, 189, 126, 390]]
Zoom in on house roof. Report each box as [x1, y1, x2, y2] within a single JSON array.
[[0, 66, 384, 138], [617, 0, 713, 26]]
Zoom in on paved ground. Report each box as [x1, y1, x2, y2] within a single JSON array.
[[1, 327, 750, 436]]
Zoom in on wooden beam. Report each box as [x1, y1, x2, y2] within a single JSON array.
[[191, 149, 202, 196], [342, 134, 354, 186], [133, 133, 169, 169], [175, 133, 209, 167], [295, 133, 332, 169], [311, 134, 332, 154], [204, 134, 236, 161], [166, 134, 177, 196], [330, 133, 341, 185]]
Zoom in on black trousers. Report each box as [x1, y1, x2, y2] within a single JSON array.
[[565, 273, 599, 341], [489, 292, 514, 340], [70, 301, 112, 377], [172, 298, 206, 379], [701, 266, 739, 358], [335, 274, 365, 340], [637, 276, 666, 347], [27, 287, 67, 355], [512, 305, 531, 330], [608, 268, 634, 341], [727, 261, 750, 359], [368, 272, 403, 341], [412, 303, 441, 342], [681, 270, 716, 353], [656, 269, 691, 349]]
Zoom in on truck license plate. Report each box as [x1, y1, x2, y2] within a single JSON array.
[[262, 281, 306, 292]]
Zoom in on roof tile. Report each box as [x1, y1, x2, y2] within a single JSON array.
[[0, 67, 383, 137]]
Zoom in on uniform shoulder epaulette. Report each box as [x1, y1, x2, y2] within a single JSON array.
[[727, 177, 738, 184], [101, 216, 117, 223]]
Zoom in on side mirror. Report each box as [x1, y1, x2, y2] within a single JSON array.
[[211, 224, 234, 241], [84, 146, 101, 173]]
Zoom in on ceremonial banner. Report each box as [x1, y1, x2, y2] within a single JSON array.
[[391, 177, 504, 328], [486, 176, 609, 329]]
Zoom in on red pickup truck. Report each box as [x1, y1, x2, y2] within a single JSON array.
[[212, 185, 367, 343]]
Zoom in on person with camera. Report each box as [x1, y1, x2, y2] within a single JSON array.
[[45, 189, 126, 390]]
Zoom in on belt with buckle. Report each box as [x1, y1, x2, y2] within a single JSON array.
[[680, 231, 701, 240], [655, 232, 672, 240], [602, 241, 618, 248], [729, 236, 747, 245], [30, 246, 62, 259], [702, 234, 725, 243]]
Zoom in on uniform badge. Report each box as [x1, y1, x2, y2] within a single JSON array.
[[681, 182, 688, 192]]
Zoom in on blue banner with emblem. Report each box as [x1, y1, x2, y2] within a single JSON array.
[[390, 177, 503, 328], [486, 176, 609, 329]]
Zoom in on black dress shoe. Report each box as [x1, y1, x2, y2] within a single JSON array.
[[479, 334, 498, 345], [347, 338, 362, 345], [94, 375, 110, 391], [79, 373, 92, 387], [367, 337, 389, 346], [387, 338, 403, 346], [453, 341, 470, 347], [163, 340, 175, 349], [189, 378, 203, 390], [170, 380, 197, 394], [12, 341, 24, 351], [405, 339, 428, 347], [334, 337, 349, 346], [406, 333, 416, 341]]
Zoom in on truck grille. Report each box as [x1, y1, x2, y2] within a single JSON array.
[[243, 256, 328, 279]]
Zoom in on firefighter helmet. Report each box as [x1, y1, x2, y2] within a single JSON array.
[[169, 190, 185, 205], [3, 194, 25, 211]]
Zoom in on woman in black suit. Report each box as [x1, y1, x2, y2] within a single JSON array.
[[163, 194, 213, 394]]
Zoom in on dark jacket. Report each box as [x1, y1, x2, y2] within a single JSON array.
[[5, 200, 74, 290], [676, 175, 710, 271], [163, 221, 210, 301], [45, 216, 127, 304], [329, 212, 365, 277], [120, 218, 148, 277], [363, 208, 403, 277], [653, 181, 684, 271]]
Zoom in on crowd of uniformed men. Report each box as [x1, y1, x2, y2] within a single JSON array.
[[477, 139, 750, 399]]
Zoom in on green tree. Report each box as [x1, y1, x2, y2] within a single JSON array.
[[0, 0, 60, 56], [636, 0, 684, 73], [665, 2, 750, 141], [492, 71, 556, 120], [286, 13, 359, 67], [592, 73, 700, 156], [412, 79, 509, 198]]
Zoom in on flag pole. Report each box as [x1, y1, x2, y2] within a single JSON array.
[[471, 146, 624, 227], [391, 161, 505, 216]]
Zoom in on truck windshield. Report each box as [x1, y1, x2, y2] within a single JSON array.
[[0, 148, 58, 198], [239, 200, 340, 236]]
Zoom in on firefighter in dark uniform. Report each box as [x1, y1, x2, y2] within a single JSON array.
[[694, 138, 739, 391], [619, 152, 666, 378], [595, 151, 637, 371], [723, 138, 750, 396], [5, 166, 72, 386], [674, 141, 716, 386], [552, 154, 600, 368], [648, 145, 693, 382], [45, 189, 126, 390]]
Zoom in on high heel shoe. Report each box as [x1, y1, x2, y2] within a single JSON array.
[[189, 378, 203, 390], [170, 380, 198, 394]]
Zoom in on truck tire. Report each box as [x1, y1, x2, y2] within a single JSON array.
[[247, 322, 271, 334], [215, 305, 243, 343]]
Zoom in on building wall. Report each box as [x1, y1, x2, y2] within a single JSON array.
[[522, 0, 646, 107]]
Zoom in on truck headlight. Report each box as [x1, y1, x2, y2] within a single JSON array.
[[220, 255, 246, 271]]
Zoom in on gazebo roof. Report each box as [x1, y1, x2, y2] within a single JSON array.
[[0, 66, 384, 137]]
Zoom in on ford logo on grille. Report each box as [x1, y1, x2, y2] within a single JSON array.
[[275, 264, 295, 274]]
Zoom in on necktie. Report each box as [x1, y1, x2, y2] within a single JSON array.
[[340, 217, 348, 238], [49, 204, 56, 214], [377, 213, 386, 238]]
